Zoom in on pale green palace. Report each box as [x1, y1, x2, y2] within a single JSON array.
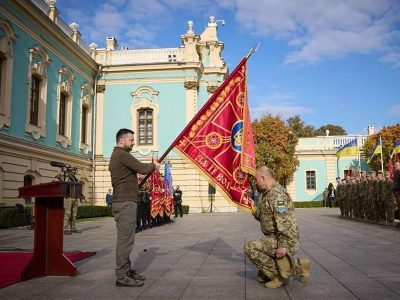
[[0, 0, 370, 212]]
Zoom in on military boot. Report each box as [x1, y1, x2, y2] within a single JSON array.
[[265, 275, 285, 289], [257, 270, 267, 283], [298, 258, 311, 283]]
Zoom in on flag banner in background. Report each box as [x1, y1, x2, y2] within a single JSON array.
[[150, 170, 164, 218], [171, 57, 256, 210], [162, 163, 174, 216], [336, 139, 358, 157], [367, 136, 382, 163], [390, 140, 400, 159]]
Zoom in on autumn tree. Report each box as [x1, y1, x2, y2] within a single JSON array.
[[363, 124, 400, 171], [252, 114, 299, 183], [286, 115, 314, 137], [314, 124, 346, 136]]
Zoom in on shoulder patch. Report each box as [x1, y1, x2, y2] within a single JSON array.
[[276, 200, 286, 214]]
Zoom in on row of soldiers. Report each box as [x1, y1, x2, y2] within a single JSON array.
[[336, 170, 397, 225]]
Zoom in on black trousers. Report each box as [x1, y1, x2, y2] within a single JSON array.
[[174, 203, 183, 217]]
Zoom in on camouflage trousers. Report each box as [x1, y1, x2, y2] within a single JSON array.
[[64, 198, 78, 230], [244, 236, 300, 279]]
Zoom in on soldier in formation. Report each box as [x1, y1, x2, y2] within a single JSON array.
[[336, 168, 398, 225]]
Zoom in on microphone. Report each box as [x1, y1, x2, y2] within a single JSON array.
[[50, 161, 69, 168]]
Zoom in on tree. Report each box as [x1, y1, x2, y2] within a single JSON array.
[[252, 114, 299, 182], [286, 115, 315, 137], [314, 124, 346, 136], [363, 124, 400, 171]]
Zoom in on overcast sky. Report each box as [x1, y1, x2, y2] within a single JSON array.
[[57, 0, 400, 135]]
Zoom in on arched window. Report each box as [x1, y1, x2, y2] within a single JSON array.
[[130, 86, 159, 154], [138, 108, 153, 145], [23, 175, 34, 204], [26, 46, 49, 140], [80, 83, 93, 154], [0, 19, 16, 129], [56, 67, 73, 148]]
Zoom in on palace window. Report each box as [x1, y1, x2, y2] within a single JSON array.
[[23, 175, 34, 204], [306, 170, 316, 190], [79, 83, 93, 154], [26, 46, 49, 139], [0, 53, 4, 93], [58, 92, 67, 136], [56, 67, 73, 148], [138, 108, 153, 145], [0, 19, 16, 129], [29, 75, 41, 126], [81, 105, 88, 144], [130, 86, 159, 153]]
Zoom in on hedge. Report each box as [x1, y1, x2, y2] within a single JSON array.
[[294, 201, 323, 208], [181, 205, 190, 214], [0, 205, 112, 229]]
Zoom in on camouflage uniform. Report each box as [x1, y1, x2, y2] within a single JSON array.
[[366, 178, 377, 222], [64, 197, 79, 231], [384, 176, 394, 224], [244, 182, 300, 279], [376, 178, 385, 223], [342, 181, 350, 218], [358, 178, 367, 219], [337, 183, 345, 216]]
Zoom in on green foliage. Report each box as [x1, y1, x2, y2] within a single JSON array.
[[182, 205, 190, 214], [0, 206, 112, 229], [287, 115, 346, 137], [0, 207, 33, 229], [286, 115, 315, 137], [363, 124, 400, 170], [252, 114, 299, 181], [314, 124, 346, 136], [294, 201, 323, 208], [76, 205, 113, 219]]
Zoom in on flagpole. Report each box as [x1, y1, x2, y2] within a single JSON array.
[[357, 136, 361, 172], [379, 135, 384, 172]]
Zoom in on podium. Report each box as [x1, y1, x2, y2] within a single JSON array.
[[18, 181, 82, 280]]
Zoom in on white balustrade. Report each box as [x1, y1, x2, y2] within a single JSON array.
[[31, 0, 49, 14], [297, 136, 368, 151], [110, 48, 183, 65]]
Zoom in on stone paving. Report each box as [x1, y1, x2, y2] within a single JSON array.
[[1, 208, 400, 299]]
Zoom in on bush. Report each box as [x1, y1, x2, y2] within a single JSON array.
[[0, 206, 33, 229], [77, 205, 112, 219], [181, 205, 190, 214], [294, 201, 323, 208], [0, 205, 112, 229]]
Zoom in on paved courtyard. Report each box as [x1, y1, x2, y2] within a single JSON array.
[[1, 208, 400, 299]]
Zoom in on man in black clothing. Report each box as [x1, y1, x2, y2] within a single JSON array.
[[173, 186, 183, 218]]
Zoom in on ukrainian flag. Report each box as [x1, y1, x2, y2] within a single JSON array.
[[336, 139, 358, 157], [367, 136, 382, 163], [390, 140, 400, 159]]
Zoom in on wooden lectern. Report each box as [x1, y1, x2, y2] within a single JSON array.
[[18, 181, 82, 280]]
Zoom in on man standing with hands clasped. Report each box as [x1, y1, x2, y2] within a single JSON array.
[[244, 166, 311, 288], [109, 128, 161, 287]]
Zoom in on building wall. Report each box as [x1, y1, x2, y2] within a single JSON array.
[[287, 136, 370, 202], [91, 18, 235, 212], [0, 0, 97, 206]]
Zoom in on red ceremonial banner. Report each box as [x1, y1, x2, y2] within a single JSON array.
[[150, 170, 164, 218], [172, 57, 256, 209]]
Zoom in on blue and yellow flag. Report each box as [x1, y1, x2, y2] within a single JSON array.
[[390, 140, 400, 159], [367, 136, 382, 163], [336, 139, 358, 157]]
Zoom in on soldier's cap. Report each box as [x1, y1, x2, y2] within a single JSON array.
[[336, 177, 341, 180]]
